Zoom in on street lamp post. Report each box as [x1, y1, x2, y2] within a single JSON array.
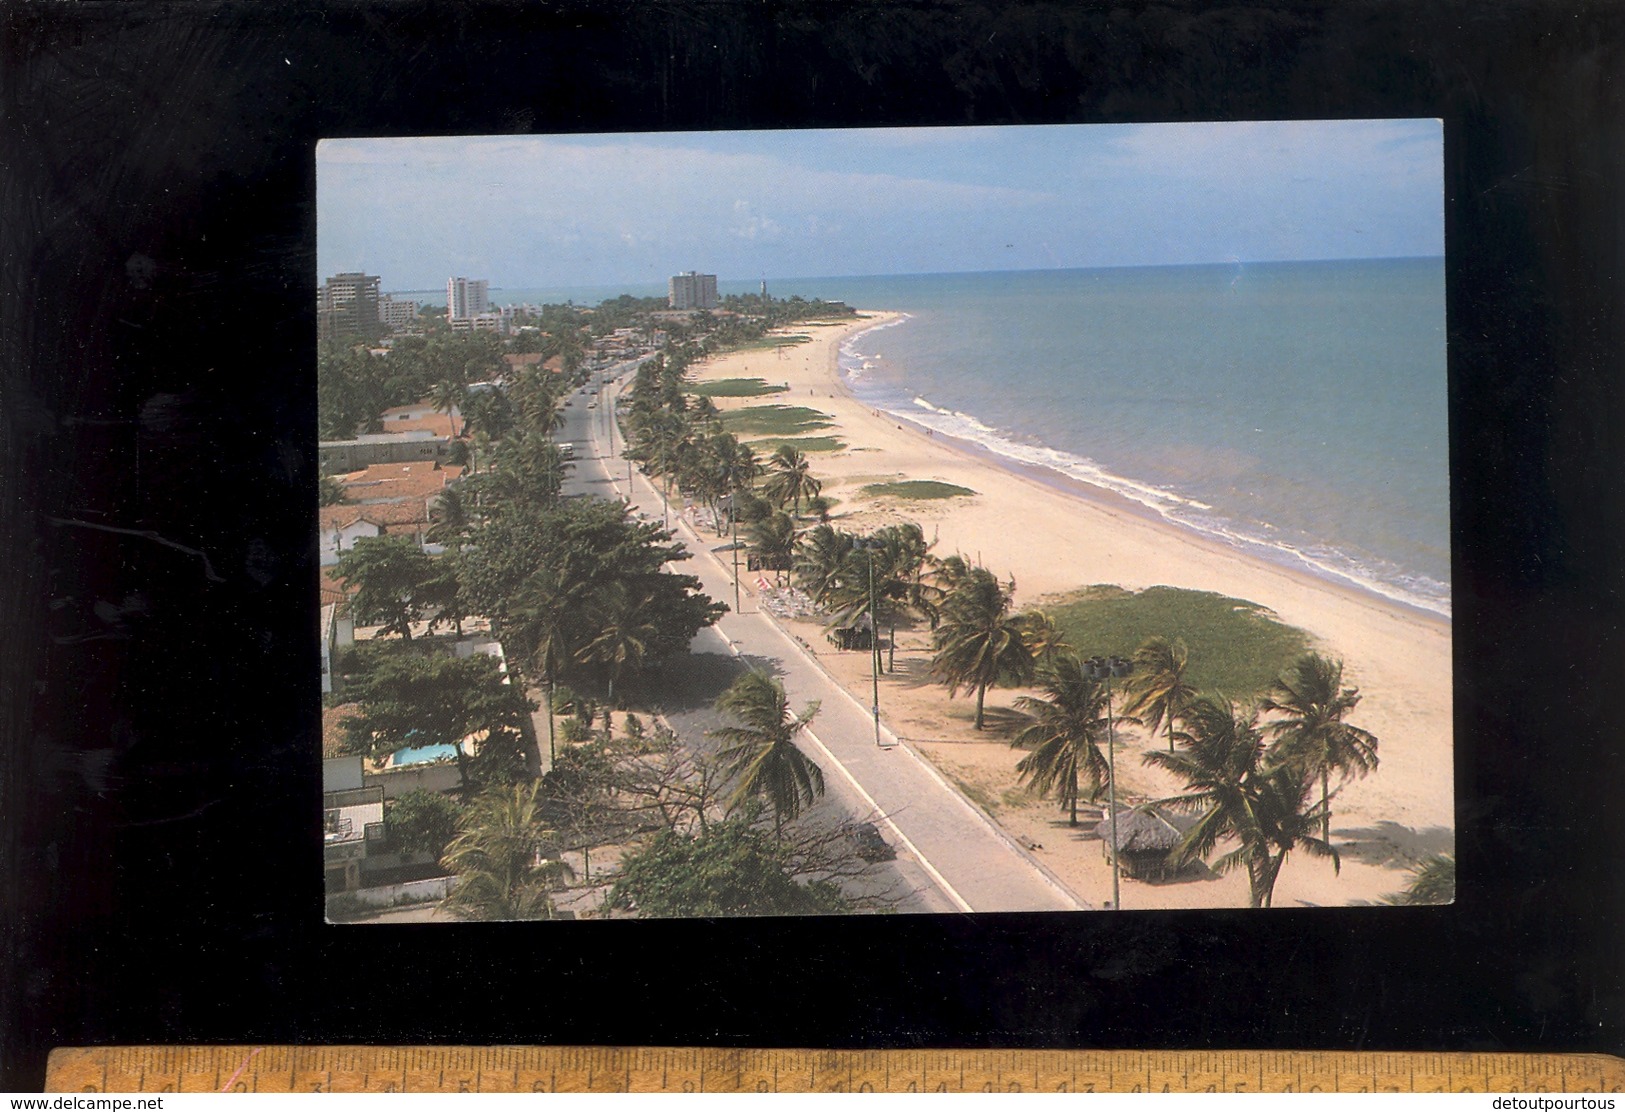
[[719, 466, 741, 615], [1085, 654, 1134, 910], [854, 537, 884, 748]]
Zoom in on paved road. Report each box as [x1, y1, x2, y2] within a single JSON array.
[[557, 365, 1087, 914]]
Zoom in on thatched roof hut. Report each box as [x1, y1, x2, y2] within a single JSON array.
[[1096, 806, 1184, 880]]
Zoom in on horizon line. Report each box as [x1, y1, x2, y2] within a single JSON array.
[[374, 254, 1446, 297]]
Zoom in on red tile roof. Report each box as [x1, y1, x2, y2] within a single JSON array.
[[319, 566, 353, 608], [379, 413, 459, 438], [336, 461, 460, 505], [318, 502, 424, 531]]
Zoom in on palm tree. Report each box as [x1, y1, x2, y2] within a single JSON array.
[[748, 511, 797, 586], [1015, 609, 1070, 665], [440, 782, 574, 921], [931, 553, 974, 601], [431, 376, 468, 438], [1382, 853, 1456, 905], [1259, 653, 1379, 842], [1123, 636, 1198, 753], [1011, 652, 1116, 826], [576, 583, 657, 708], [929, 565, 1035, 730], [1143, 694, 1272, 904], [505, 560, 593, 763], [875, 522, 938, 669], [1144, 694, 1337, 907], [1248, 761, 1341, 907], [793, 523, 854, 605], [707, 670, 824, 839], [426, 484, 472, 549], [762, 444, 821, 515]]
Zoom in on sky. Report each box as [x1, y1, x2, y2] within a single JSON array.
[[317, 120, 1444, 292]]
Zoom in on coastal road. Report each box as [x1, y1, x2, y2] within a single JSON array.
[[557, 365, 1087, 914]]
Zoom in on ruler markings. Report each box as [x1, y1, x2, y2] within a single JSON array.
[[41, 1046, 1625, 1093]]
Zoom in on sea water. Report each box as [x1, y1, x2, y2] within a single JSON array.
[[399, 260, 1450, 618], [788, 261, 1450, 619]]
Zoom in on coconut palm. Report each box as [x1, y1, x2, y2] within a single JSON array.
[[1123, 636, 1198, 754], [748, 511, 798, 586], [1260, 653, 1379, 842], [1015, 609, 1070, 665], [1011, 651, 1117, 826], [761, 444, 821, 514], [1144, 694, 1337, 907], [707, 670, 824, 838], [576, 583, 658, 708], [431, 376, 467, 438], [426, 484, 472, 549], [931, 553, 974, 600], [1382, 853, 1455, 906], [876, 522, 939, 667], [793, 523, 854, 605], [1247, 761, 1341, 907], [930, 565, 1035, 730], [440, 782, 574, 921], [505, 560, 593, 763]]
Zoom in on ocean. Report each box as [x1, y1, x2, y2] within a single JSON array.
[[398, 259, 1450, 618], [796, 261, 1451, 619]]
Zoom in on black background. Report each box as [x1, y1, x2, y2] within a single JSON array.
[[4, 0, 1623, 1093]]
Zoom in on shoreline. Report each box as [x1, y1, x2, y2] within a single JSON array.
[[828, 313, 1450, 638], [840, 314, 1452, 629], [882, 382, 1454, 636], [691, 311, 1453, 906]]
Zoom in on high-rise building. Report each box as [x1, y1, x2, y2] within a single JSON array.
[[377, 294, 419, 332], [446, 277, 490, 320], [668, 271, 718, 311], [319, 272, 383, 343]]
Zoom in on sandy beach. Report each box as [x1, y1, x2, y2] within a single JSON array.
[[688, 313, 1453, 909]]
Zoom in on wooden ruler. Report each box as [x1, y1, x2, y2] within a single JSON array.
[[45, 1046, 1625, 1093]]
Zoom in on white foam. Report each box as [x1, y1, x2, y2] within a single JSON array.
[[838, 313, 1451, 619], [886, 391, 1452, 619]]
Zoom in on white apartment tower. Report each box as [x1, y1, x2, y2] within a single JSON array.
[[668, 271, 718, 310], [446, 277, 490, 320]]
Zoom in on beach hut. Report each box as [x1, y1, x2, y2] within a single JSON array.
[[1095, 806, 1184, 881]]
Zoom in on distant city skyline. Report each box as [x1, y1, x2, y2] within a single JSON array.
[[318, 121, 1444, 291]]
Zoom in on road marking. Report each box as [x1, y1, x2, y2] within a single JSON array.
[[587, 375, 1067, 913], [704, 626, 972, 914]]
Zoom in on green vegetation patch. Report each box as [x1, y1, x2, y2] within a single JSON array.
[[1046, 585, 1312, 699], [684, 377, 790, 398], [734, 333, 813, 352], [721, 404, 834, 437], [861, 480, 976, 501], [749, 435, 846, 454]]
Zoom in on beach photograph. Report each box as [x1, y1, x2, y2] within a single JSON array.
[[315, 121, 1451, 920]]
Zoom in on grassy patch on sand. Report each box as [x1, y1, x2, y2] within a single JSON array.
[[950, 774, 1000, 815], [749, 435, 846, 453], [1046, 585, 1312, 698], [861, 480, 976, 500], [685, 377, 789, 398], [721, 404, 834, 437], [734, 333, 813, 352]]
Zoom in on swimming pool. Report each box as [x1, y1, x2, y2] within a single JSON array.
[[392, 743, 458, 766]]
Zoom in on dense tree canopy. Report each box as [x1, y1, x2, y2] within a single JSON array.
[[384, 789, 465, 860], [341, 646, 534, 795], [611, 817, 849, 918], [334, 535, 440, 640]]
